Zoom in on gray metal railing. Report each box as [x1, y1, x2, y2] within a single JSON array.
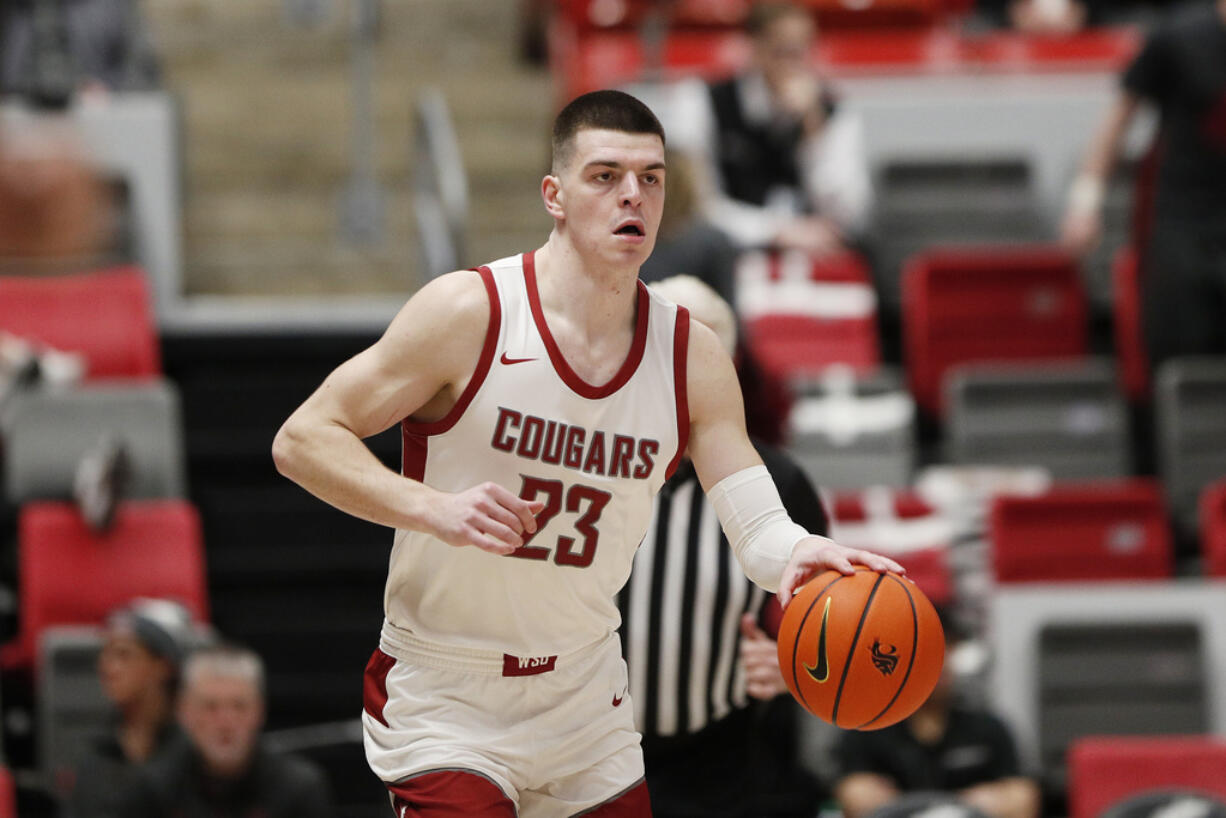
[[412, 87, 468, 279]]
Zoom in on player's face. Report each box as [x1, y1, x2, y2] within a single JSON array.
[[550, 128, 666, 269]]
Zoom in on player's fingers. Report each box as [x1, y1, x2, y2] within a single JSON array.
[[740, 612, 764, 640], [778, 568, 802, 610], [481, 484, 543, 534], [470, 518, 523, 553], [857, 550, 905, 574], [824, 552, 857, 575], [478, 499, 527, 535]]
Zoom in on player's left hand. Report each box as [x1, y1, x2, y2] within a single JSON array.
[[739, 613, 788, 700], [778, 536, 904, 611]]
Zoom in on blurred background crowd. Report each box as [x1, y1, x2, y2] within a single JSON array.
[[1, 0, 1225, 816]]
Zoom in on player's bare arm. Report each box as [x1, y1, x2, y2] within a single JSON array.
[[272, 270, 543, 554], [684, 319, 902, 607]]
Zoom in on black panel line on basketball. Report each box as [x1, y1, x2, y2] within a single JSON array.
[[857, 574, 920, 730], [790, 573, 849, 715], [831, 571, 884, 725]]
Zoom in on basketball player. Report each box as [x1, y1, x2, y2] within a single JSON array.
[[273, 89, 902, 817]]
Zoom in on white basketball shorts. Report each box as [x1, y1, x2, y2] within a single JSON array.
[[362, 621, 644, 817]]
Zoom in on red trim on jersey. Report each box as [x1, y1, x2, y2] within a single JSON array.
[[665, 306, 690, 481], [522, 251, 649, 400], [401, 266, 501, 475], [362, 648, 396, 728], [388, 770, 516, 817]]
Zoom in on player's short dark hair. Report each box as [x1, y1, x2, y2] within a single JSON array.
[[551, 90, 665, 172], [746, 1, 812, 37]]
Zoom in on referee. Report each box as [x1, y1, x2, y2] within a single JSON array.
[[619, 275, 829, 818]]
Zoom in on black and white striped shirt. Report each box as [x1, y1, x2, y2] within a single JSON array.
[[618, 440, 829, 740]]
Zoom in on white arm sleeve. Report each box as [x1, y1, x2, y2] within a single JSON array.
[[708, 465, 813, 592]]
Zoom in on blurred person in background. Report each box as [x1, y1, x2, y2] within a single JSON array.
[[622, 275, 827, 818], [1061, 0, 1226, 369], [120, 644, 333, 818], [63, 598, 197, 818], [638, 151, 739, 308], [0, 0, 161, 107], [832, 614, 1039, 818], [0, 125, 113, 268], [974, 0, 1186, 31], [974, 0, 1104, 34], [685, 1, 872, 256]]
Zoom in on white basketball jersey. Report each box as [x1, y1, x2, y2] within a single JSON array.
[[384, 252, 690, 657]]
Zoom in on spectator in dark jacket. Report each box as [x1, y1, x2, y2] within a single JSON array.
[[64, 598, 198, 818], [120, 644, 333, 818]]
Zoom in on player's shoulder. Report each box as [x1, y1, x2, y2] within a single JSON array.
[[390, 267, 495, 341]]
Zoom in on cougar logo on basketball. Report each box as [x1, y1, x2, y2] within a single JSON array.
[[869, 639, 899, 675], [803, 597, 832, 683]]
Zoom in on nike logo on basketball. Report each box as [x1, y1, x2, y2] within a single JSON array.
[[500, 352, 536, 365], [803, 597, 832, 683]]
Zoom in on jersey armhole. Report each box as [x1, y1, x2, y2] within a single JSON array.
[[401, 266, 502, 443], [664, 306, 690, 481]]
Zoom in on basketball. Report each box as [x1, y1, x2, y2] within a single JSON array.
[[777, 566, 944, 730]]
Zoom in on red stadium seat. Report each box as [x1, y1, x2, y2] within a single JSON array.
[[0, 500, 208, 673], [0, 765, 13, 818], [555, 0, 751, 31], [0, 266, 160, 379], [738, 250, 880, 382], [1112, 246, 1149, 402], [829, 489, 954, 606], [1200, 479, 1226, 577], [1068, 736, 1226, 818], [800, 0, 943, 30], [901, 245, 1088, 417], [989, 480, 1173, 584]]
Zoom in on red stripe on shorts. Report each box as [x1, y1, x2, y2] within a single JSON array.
[[389, 770, 516, 817], [363, 648, 396, 728]]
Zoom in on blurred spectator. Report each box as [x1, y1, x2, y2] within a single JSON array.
[[974, 0, 1104, 34], [832, 618, 1040, 818], [63, 598, 197, 818], [621, 275, 827, 818], [975, 0, 1189, 30], [120, 644, 333, 818], [639, 150, 740, 307], [0, 0, 161, 108], [683, 1, 872, 255], [1060, 0, 1226, 369], [0, 126, 113, 265]]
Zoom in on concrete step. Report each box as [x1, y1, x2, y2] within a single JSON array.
[[147, 0, 554, 296]]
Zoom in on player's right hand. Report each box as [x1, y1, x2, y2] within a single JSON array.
[[428, 482, 545, 555]]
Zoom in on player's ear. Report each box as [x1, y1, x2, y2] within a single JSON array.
[[542, 173, 565, 219]]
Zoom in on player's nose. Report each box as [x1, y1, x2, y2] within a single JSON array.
[[618, 174, 642, 206]]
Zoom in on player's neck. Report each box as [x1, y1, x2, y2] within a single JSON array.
[[534, 236, 640, 334]]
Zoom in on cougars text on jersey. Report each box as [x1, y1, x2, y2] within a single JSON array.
[[490, 406, 659, 480]]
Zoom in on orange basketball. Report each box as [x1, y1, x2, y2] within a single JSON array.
[[777, 566, 944, 730]]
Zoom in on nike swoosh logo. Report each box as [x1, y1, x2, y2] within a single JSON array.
[[612, 691, 625, 707], [803, 597, 832, 683], [500, 352, 536, 365]]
